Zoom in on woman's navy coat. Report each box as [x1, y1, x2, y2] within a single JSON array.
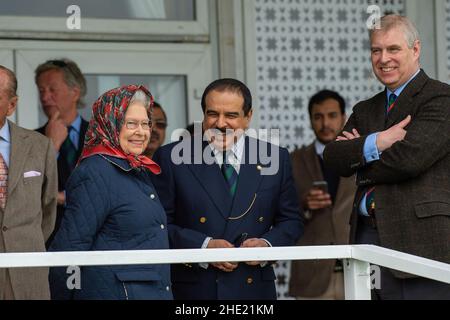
[[49, 154, 172, 300]]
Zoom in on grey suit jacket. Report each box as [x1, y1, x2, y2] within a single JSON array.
[[323, 70, 450, 278], [289, 143, 355, 297], [0, 121, 57, 299]]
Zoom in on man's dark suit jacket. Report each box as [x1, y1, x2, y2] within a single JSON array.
[[36, 117, 89, 246], [152, 136, 303, 299], [324, 70, 450, 278]]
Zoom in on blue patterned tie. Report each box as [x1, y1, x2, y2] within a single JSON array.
[[221, 152, 238, 197]]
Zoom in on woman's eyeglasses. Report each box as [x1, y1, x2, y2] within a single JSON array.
[[125, 120, 151, 130]]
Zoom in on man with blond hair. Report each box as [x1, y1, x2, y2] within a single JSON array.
[[35, 59, 89, 246]]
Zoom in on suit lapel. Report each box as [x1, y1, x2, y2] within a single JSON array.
[[334, 176, 354, 207], [186, 140, 233, 219], [304, 144, 323, 182], [367, 91, 388, 133], [331, 175, 355, 241], [385, 70, 428, 129], [223, 137, 264, 237], [8, 121, 31, 195], [333, 176, 355, 220], [76, 118, 89, 159], [229, 156, 263, 218], [385, 94, 413, 129]]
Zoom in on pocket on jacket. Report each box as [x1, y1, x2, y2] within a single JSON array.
[[23, 176, 43, 185], [414, 201, 450, 218], [114, 270, 162, 282], [114, 270, 164, 300]]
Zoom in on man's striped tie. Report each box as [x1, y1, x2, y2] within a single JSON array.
[[0, 153, 8, 209], [221, 152, 238, 197], [387, 93, 397, 114], [60, 126, 77, 170], [365, 92, 398, 215]]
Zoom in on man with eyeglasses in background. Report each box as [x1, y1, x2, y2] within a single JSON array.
[[144, 101, 168, 158], [35, 58, 89, 247]]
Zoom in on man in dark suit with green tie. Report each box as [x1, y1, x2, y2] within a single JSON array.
[[35, 59, 89, 247], [324, 14, 450, 299], [152, 78, 303, 300]]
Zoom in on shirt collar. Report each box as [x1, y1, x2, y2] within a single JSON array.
[[69, 114, 82, 133], [314, 139, 326, 159], [232, 133, 245, 163], [210, 132, 246, 164], [386, 68, 421, 99], [0, 121, 11, 143]]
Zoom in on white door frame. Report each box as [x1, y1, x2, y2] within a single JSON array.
[[0, 0, 210, 42], [1, 40, 212, 129], [435, 0, 449, 82], [0, 50, 16, 123]]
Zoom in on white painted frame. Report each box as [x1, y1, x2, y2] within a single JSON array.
[[405, 0, 438, 79], [242, 0, 258, 130], [1, 40, 212, 129], [0, 245, 449, 300], [436, 0, 449, 82], [0, 50, 17, 123], [0, 0, 209, 42]]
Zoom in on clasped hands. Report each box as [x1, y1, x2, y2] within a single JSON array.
[[336, 115, 411, 152], [206, 238, 269, 272]]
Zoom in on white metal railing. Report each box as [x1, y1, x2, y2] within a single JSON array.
[[0, 245, 449, 300]]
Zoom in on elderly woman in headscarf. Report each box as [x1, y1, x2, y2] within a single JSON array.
[[49, 85, 172, 300]]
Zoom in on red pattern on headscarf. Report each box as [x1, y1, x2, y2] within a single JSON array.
[[79, 84, 161, 174]]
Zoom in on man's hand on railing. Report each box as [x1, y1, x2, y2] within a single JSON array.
[[241, 238, 269, 266], [207, 239, 238, 272]]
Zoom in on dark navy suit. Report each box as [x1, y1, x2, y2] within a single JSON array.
[[37, 117, 89, 247], [152, 136, 303, 300]]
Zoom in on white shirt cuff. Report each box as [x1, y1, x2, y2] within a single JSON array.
[[260, 238, 272, 267], [199, 237, 213, 269]]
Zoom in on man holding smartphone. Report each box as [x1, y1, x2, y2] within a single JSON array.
[[289, 90, 356, 300]]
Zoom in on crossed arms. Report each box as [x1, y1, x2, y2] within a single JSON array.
[[323, 96, 450, 187]]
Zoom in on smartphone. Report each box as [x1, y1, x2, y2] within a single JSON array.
[[312, 181, 328, 194]]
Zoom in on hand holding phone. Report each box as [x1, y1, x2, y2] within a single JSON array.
[[312, 181, 328, 194], [305, 181, 332, 211]]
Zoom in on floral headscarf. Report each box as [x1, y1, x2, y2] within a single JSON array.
[[79, 84, 161, 174]]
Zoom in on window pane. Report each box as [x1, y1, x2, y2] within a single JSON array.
[[0, 0, 195, 21], [38, 74, 188, 146]]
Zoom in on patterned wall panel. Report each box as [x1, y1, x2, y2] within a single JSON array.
[[255, 0, 404, 151], [254, 0, 404, 299]]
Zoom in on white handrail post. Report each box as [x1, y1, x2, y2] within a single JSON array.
[[344, 258, 371, 300]]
